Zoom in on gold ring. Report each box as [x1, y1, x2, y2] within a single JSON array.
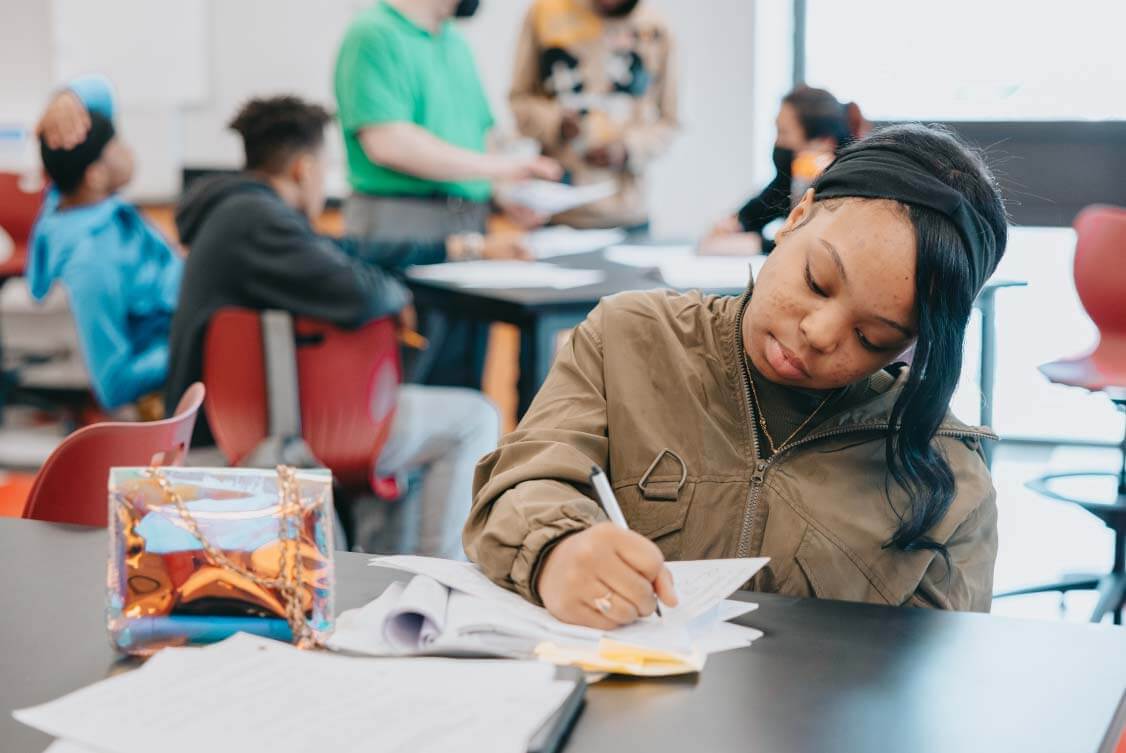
[[594, 591, 614, 616]]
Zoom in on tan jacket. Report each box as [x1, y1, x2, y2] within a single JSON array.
[[509, 0, 678, 228], [465, 289, 999, 612]]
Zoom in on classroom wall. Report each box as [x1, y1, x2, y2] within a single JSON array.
[[1, 0, 760, 237]]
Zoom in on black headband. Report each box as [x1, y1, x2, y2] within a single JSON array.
[[812, 144, 999, 292]]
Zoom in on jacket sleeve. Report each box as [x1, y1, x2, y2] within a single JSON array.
[[508, 8, 565, 151], [332, 235, 447, 270], [912, 471, 998, 613], [621, 28, 679, 174], [736, 169, 791, 235], [67, 75, 115, 119], [464, 303, 612, 603], [63, 252, 166, 409], [237, 204, 409, 327]]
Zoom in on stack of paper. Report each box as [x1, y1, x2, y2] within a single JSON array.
[[17, 633, 575, 753], [407, 261, 605, 290], [502, 180, 617, 215], [604, 244, 695, 267], [528, 226, 627, 259], [657, 255, 766, 291], [329, 555, 767, 676]]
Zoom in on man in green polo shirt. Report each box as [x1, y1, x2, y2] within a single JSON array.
[[335, 0, 561, 390]]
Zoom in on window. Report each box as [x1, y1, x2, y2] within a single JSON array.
[[803, 1, 1126, 121]]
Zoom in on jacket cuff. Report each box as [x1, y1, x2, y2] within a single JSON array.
[[510, 507, 599, 605]]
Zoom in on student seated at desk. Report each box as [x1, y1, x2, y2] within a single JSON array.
[[705, 86, 867, 255], [165, 96, 505, 559], [465, 124, 1008, 626], [29, 75, 183, 410]]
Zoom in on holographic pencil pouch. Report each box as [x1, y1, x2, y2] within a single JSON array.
[[107, 466, 335, 655]]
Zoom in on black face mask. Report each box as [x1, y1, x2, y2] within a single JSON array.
[[600, 0, 639, 17], [453, 0, 479, 18], [772, 145, 795, 175]]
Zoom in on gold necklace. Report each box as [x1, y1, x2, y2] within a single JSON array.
[[747, 365, 836, 456]]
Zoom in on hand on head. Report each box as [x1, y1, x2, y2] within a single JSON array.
[[36, 91, 91, 151]]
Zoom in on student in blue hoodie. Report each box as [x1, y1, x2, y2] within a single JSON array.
[[30, 75, 183, 410]]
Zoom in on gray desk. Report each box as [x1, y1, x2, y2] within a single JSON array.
[[3, 518, 1126, 753], [406, 247, 1023, 445]]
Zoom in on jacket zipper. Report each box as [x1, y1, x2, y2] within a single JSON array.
[[730, 292, 996, 558]]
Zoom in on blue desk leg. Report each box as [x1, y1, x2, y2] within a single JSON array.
[[978, 288, 998, 468]]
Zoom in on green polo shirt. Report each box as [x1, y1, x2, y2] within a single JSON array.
[[334, 1, 494, 202]]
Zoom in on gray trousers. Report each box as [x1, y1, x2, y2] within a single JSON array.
[[346, 385, 499, 559], [344, 193, 492, 390]]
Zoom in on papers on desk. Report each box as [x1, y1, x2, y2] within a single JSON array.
[[527, 226, 627, 259], [330, 555, 767, 676], [407, 261, 605, 290], [604, 245, 767, 290], [18, 633, 576, 753], [502, 180, 617, 215], [657, 256, 766, 290], [604, 243, 695, 267]]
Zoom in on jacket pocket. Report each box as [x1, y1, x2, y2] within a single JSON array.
[[614, 481, 693, 560], [783, 525, 891, 605]]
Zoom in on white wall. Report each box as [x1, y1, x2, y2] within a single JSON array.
[[2, 0, 763, 235]]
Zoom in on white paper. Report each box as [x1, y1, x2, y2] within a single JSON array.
[[657, 256, 767, 290], [370, 556, 603, 643], [369, 556, 767, 640], [661, 558, 769, 624], [528, 226, 627, 259], [604, 244, 695, 267], [407, 261, 605, 290], [382, 576, 449, 652], [16, 634, 573, 753], [503, 180, 617, 215]]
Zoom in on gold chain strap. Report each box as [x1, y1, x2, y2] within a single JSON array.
[[144, 465, 317, 649]]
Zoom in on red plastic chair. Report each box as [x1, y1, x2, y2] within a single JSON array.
[[203, 309, 400, 492], [997, 205, 1126, 622], [21, 383, 205, 527], [0, 171, 45, 279]]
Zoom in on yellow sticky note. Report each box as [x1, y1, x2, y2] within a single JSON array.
[[534, 639, 706, 677]]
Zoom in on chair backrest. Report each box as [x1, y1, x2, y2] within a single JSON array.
[[203, 309, 401, 488], [1074, 205, 1126, 339], [22, 383, 205, 526], [0, 171, 44, 246]]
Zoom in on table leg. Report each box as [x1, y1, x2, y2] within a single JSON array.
[[977, 288, 998, 468]]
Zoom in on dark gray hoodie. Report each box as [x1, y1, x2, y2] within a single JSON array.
[[166, 174, 446, 443]]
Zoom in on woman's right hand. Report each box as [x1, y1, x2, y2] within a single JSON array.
[[536, 522, 678, 629]]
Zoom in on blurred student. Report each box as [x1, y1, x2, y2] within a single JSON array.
[[707, 86, 867, 254], [334, 0, 562, 390], [166, 96, 504, 559], [30, 75, 183, 411], [510, 0, 678, 230]]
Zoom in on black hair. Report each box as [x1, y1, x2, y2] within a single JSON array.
[[782, 86, 862, 147], [228, 96, 333, 173], [813, 124, 1008, 562], [40, 110, 116, 195]]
